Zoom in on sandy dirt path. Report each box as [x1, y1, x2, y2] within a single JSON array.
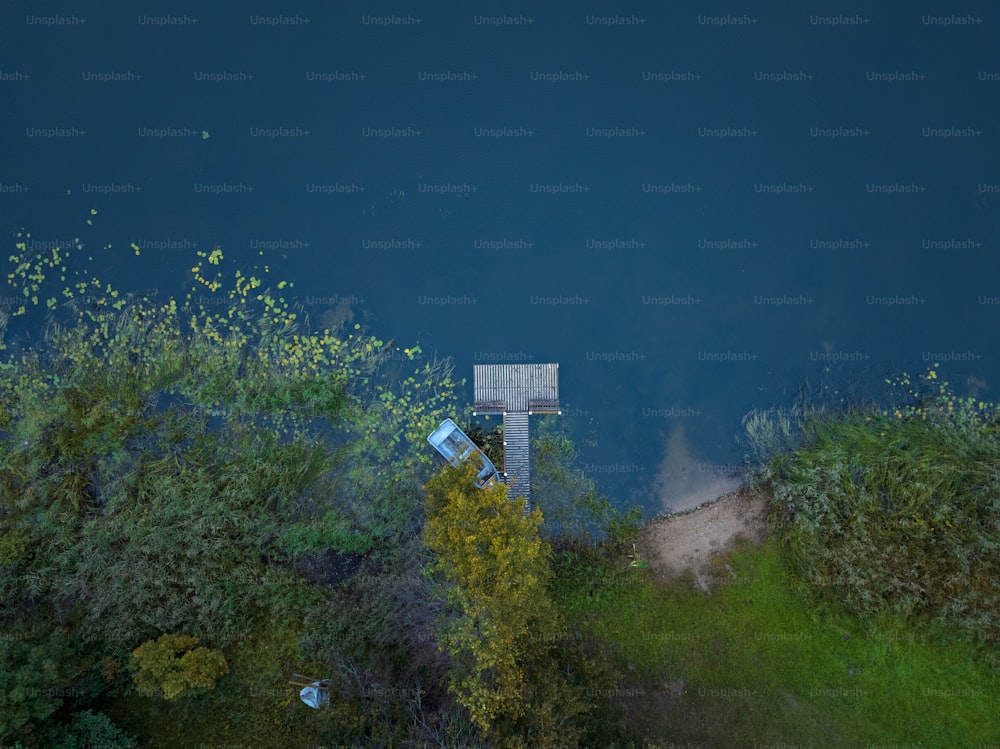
[[636, 487, 770, 591]]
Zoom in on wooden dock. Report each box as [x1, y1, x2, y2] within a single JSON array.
[[473, 363, 559, 414], [501, 412, 531, 508], [473, 364, 560, 511]]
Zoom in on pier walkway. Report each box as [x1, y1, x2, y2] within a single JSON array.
[[473, 363, 560, 512]]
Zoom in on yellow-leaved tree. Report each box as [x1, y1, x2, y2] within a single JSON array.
[[130, 633, 228, 700], [423, 461, 588, 746]]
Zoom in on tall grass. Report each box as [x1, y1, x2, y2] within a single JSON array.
[[745, 366, 1000, 666]]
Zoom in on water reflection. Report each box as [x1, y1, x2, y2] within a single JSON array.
[[651, 423, 743, 515]]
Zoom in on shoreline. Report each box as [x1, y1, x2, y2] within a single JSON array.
[[636, 486, 770, 591], [643, 482, 756, 525]]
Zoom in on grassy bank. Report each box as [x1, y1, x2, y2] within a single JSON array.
[[550, 367, 1000, 746], [553, 537, 998, 746]]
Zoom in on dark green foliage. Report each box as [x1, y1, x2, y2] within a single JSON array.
[[49, 710, 138, 749], [298, 536, 480, 746], [0, 622, 77, 744], [463, 421, 505, 470], [299, 536, 443, 674], [54, 454, 296, 652], [276, 511, 375, 556], [0, 233, 468, 747], [331, 449, 427, 546], [0, 304, 397, 656]]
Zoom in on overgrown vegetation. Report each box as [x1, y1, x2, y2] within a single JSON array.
[[744, 364, 1000, 667], [0, 216, 632, 747], [0, 220, 468, 746], [3, 211, 995, 746], [423, 461, 589, 746], [464, 421, 505, 471]]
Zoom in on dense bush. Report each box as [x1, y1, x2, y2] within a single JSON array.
[[0, 622, 77, 744], [0, 234, 466, 746], [49, 710, 138, 749], [297, 535, 484, 747], [749, 367, 1000, 661], [130, 633, 228, 700], [423, 461, 593, 747]]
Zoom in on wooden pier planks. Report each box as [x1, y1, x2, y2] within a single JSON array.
[[473, 364, 560, 510], [473, 363, 559, 414], [501, 411, 531, 511]]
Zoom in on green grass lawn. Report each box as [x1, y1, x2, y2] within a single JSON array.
[[555, 538, 1000, 747]]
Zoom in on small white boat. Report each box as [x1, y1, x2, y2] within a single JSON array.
[[427, 418, 499, 489]]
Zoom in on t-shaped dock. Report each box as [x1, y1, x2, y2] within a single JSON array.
[[472, 363, 560, 511]]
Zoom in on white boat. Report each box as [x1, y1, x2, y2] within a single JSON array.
[[427, 418, 499, 489]]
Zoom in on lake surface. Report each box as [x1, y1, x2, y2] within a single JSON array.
[[3, 3, 998, 516]]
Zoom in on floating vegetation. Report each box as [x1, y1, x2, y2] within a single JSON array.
[[1, 214, 462, 464]]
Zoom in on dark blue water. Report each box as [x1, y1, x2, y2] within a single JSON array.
[[2, 2, 998, 517]]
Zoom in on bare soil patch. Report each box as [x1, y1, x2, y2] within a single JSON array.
[[636, 486, 771, 592]]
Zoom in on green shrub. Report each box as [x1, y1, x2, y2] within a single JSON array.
[[276, 511, 374, 556], [0, 623, 76, 744], [130, 633, 228, 700], [0, 527, 29, 566], [49, 710, 137, 749], [752, 367, 1000, 659]]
